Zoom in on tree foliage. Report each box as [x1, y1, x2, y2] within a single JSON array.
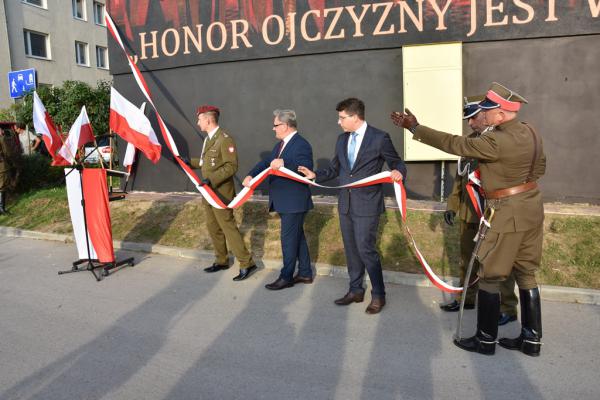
[[15, 80, 111, 136]]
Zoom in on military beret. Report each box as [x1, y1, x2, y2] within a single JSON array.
[[479, 82, 528, 112], [196, 105, 220, 116], [463, 95, 484, 120]]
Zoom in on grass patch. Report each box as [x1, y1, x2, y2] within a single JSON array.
[[2, 190, 599, 289]]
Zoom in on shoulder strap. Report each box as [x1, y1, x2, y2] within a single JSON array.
[[522, 122, 540, 182]]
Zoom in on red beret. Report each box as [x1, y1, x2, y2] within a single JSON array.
[[196, 105, 220, 116]]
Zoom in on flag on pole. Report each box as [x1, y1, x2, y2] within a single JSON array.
[[54, 106, 95, 165], [122, 102, 146, 174], [32, 91, 62, 159], [109, 87, 161, 163]]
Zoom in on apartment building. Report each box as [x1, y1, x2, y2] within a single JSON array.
[[0, 0, 110, 109]]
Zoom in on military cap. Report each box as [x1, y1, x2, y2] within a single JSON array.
[[479, 82, 528, 112], [463, 95, 485, 119], [196, 105, 220, 116]]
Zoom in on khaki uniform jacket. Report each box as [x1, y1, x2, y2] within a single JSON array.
[[446, 132, 480, 224], [414, 119, 546, 233], [0, 135, 17, 190], [191, 127, 238, 202]]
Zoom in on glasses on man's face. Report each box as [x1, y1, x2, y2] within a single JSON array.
[[338, 114, 354, 121], [273, 123, 286, 128]]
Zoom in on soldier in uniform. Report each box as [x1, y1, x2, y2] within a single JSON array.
[[441, 96, 519, 327], [392, 82, 545, 356], [189, 105, 257, 281], [0, 127, 19, 214]]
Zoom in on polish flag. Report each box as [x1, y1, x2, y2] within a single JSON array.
[[32, 91, 62, 159], [55, 106, 95, 165], [122, 102, 146, 173], [109, 87, 161, 163]]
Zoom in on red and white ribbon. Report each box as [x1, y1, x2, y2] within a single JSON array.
[[106, 12, 462, 294], [466, 168, 485, 219], [231, 167, 460, 293]]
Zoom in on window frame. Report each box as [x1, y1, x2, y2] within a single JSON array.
[[72, 0, 87, 21], [75, 41, 90, 67], [22, 0, 46, 9], [96, 45, 108, 69], [93, 1, 105, 26], [23, 29, 51, 60]]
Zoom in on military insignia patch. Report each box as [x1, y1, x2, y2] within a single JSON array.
[[228, 146, 235, 153]]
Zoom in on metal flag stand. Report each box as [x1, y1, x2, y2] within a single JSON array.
[[58, 141, 134, 281]]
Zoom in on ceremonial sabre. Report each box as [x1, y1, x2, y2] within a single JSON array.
[[455, 207, 495, 341]]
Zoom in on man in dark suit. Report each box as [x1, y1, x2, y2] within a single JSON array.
[[299, 98, 406, 314], [243, 109, 314, 290]]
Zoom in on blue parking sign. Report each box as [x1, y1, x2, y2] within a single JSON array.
[[8, 68, 36, 99]]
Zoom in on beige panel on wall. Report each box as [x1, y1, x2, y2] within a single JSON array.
[[403, 43, 462, 161]]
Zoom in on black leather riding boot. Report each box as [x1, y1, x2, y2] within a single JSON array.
[[454, 289, 500, 355], [0, 191, 6, 214], [499, 288, 542, 356]]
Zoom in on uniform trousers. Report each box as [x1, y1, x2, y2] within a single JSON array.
[[477, 223, 544, 293], [203, 200, 253, 268], [460, 221, 519, 315]]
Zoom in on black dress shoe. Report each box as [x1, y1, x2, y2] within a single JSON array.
[[232, 265, 257, 281], [265, 278, 294, 290], [204, 263, 229, 273], [498, 313, 518, 326], [293, 275, 313, 284], [440, 300, 475, 312], [334, 291, 365, 305]]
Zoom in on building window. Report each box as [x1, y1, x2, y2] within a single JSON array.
[[23, 30, 50, 59], [75, 41, 89, 66], [96, 46, 108, 69], [22, 0, 46, 8], [72, 0, 86, 20], [93, 2, 105, 25]]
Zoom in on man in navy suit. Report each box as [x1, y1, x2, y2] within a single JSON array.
[[299, 98, 406, 314], [243, 109, 314, 290]]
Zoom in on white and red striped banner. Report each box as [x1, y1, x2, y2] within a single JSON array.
[[105, 11, 462, 294]]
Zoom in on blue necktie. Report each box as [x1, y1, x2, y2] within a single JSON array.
[[348, 132, 358, 169]]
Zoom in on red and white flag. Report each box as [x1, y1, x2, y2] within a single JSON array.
[[122, 102, 146, 174], [55, 106, 95, 165], [32, 91, 62, 159], [109, 87, 161, 163]]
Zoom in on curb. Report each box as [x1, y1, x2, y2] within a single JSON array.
[[2, 226, 599, 306]]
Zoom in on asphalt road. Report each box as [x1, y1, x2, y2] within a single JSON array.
[[1, 236, 598, 400]]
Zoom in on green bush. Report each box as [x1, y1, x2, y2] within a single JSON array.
[[15, 154, 64, 193]]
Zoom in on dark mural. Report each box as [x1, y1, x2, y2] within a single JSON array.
[[108, 0, 599, 74], [105, 1, 600, 202]]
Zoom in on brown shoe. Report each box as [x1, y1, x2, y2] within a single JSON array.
[[334, 291, 365, 306], [293, 275, 313, 284], [365, 297, 386, 314]]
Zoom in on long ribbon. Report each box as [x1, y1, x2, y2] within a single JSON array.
[[105, 12, 462, 294], [231, 167, 460, 293]]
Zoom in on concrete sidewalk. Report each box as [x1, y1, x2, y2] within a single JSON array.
[[2, 226, 599, 306], [1, 236, 599, 400]]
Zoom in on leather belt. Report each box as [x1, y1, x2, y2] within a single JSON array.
[[486, 181, 538, 199]]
